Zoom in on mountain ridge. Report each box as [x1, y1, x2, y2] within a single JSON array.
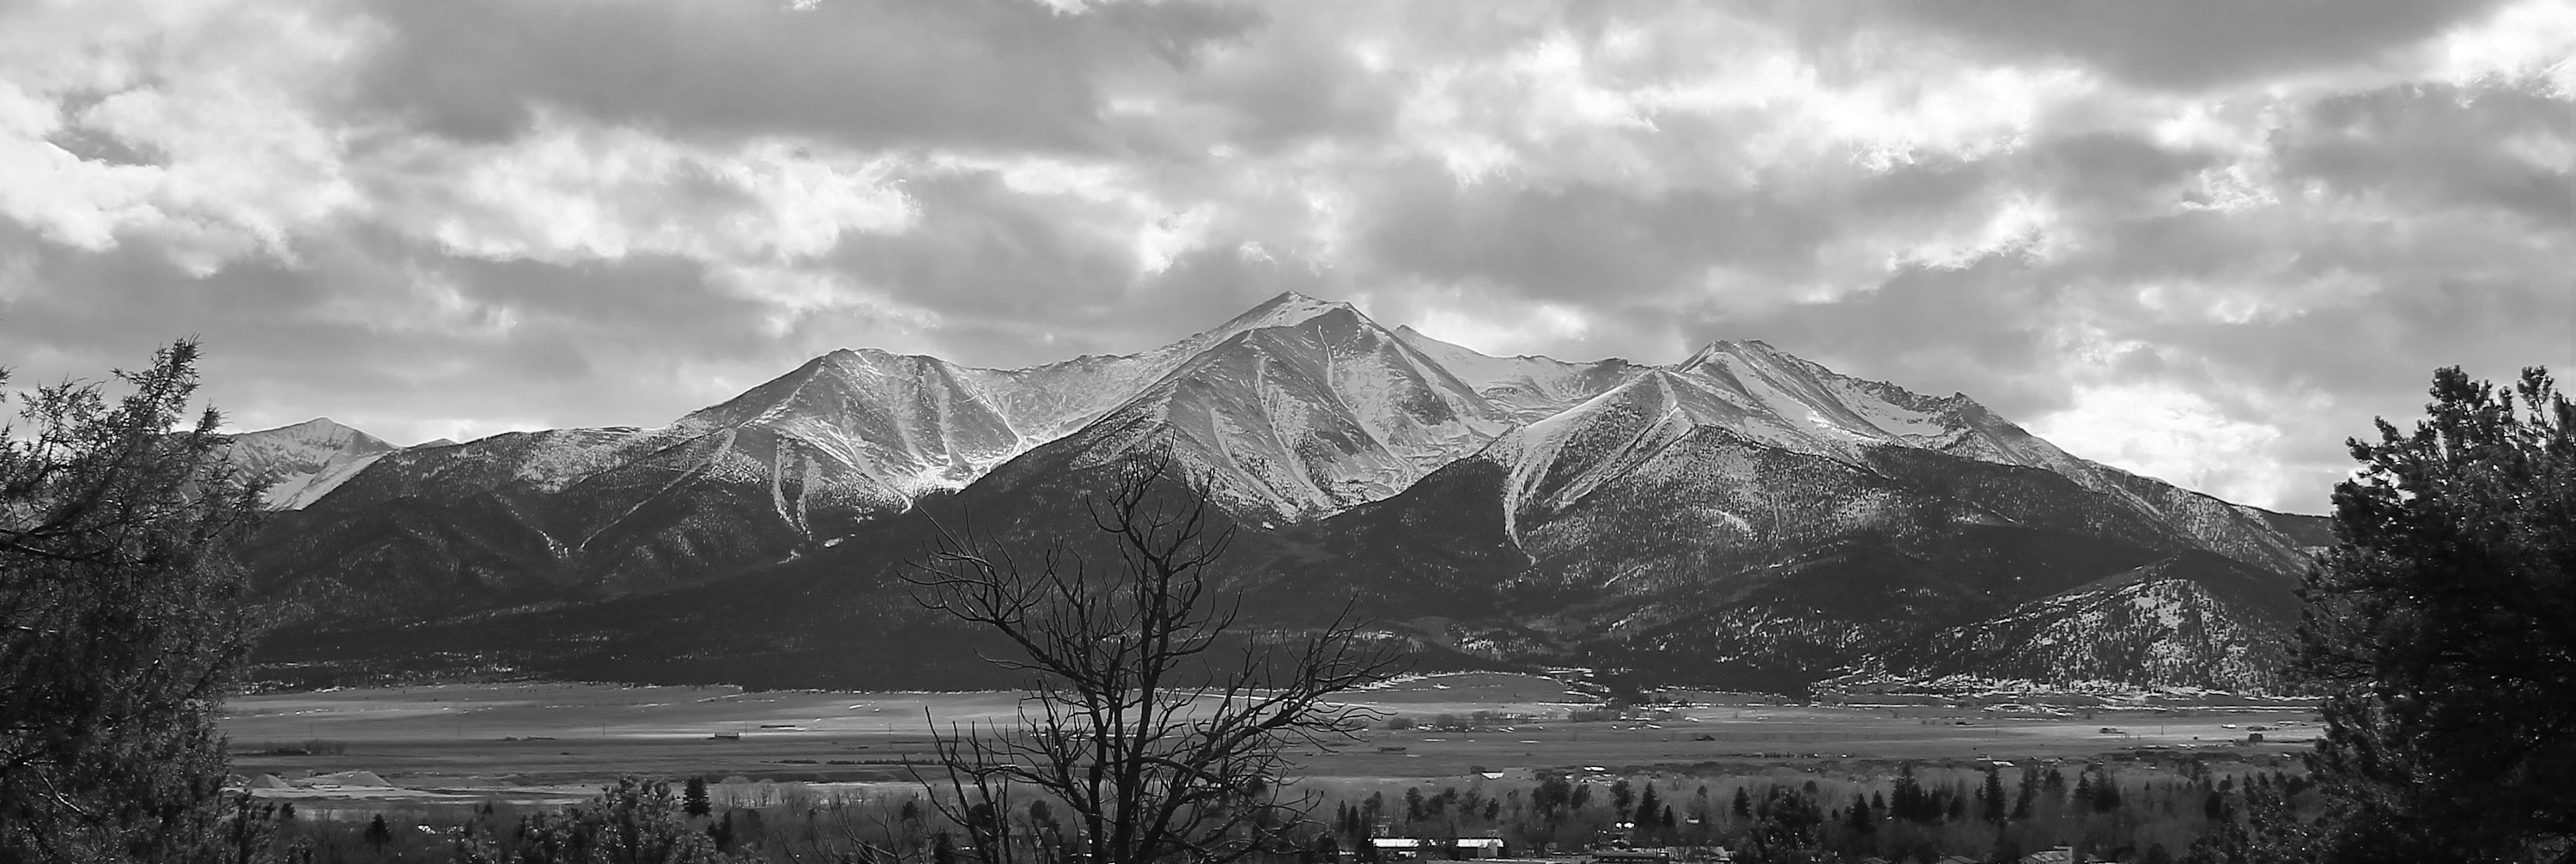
[[233, 293, 2330, 696]]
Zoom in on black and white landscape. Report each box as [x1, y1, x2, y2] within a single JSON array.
[[234, 292, 2332, 696], [9, 2, 2574, 860]]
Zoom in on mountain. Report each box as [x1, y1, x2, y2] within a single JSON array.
[[1841, 550, 2304, 692], [1393, 326, 1646, 422], [220, 418, 399, 509], [977, 295, 1519, 521], [240, 293, 2330, 696], [242, 293, 1542, 622], [1224, 338, 2324, 692]]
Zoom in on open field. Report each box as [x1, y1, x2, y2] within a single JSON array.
[[220, 672, 2318, 810]]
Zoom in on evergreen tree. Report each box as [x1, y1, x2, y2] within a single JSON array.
[[364, 815, 392, 852], [683, 776, 713, 818], [501, 777, 738, 864], [1891, 764, 1931, 824], [2181, 782, 2319, 864], [2296, 366, 2575, 861], [0, 342, 269, 864], [1731, 787, 1753, 820], [1610, 779, 1634, 815], [1981, 766, 2008, 824], [2089, 770, 2122, 813], [1631, 784, 1661, 831]]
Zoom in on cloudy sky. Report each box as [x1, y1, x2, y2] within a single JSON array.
[[2, 0, 2570, 513]]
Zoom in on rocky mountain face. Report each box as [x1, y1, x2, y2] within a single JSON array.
[[219, 418, 400, 509], [240, 293, 2329, 695]]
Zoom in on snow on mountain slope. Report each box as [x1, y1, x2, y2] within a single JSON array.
[[958, 292, 1391, 442], [221, 418, 398, 509], [244, 292, 2326, 695], [1865, 551, 2300, 692], [1392, 326, 1644, 422], [1489, 339, 2308, 573], [672, 348, 1022, 497], [310, 426, 671, 513], [1671, 341, 2053, 461], [1011, 301, 1516, 520]]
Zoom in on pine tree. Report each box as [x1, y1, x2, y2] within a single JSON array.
[[1632, 784, 1661, 831], [2089, 770, 2122, 813], [2297, 366, 2575, 861], [0, 342, 269, 863], [683, 776, 713, 818], [1891, 764, 1929, 824], [365, 815, 393, 852], [1982, 766, 2008, 824], [1731, 787, 1753, 820], [707, 812, 735, 850]]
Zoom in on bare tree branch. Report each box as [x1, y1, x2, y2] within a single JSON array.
[[902, 449, 1403, 864]]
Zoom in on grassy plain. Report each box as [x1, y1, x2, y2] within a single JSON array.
[[219, 672, 2318, 809]]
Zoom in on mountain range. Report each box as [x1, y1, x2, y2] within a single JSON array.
[[229, 293, 2332, 696]]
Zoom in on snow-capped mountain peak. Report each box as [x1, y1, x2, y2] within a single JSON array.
[[1217, 290, 1358, 333], [222, 417, 399, 509]]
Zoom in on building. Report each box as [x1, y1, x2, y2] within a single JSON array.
[[1368, 837, 1508, 860]]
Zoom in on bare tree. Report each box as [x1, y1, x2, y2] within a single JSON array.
[[905, 453, 1400, 864]]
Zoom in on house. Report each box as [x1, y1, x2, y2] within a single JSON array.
[[1368, 837, 1508, 860], [2021, 848, 2079, 864]]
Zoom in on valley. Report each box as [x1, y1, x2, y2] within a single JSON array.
[[219, 673, 2318, 806]]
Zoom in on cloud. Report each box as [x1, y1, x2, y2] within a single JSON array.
[[0, 0, 2567, 514], [349, 0, 1263, 150], [1765, 0, 2519, 92], [0, 0, 369, 274], [386, 116, 919, 265]]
